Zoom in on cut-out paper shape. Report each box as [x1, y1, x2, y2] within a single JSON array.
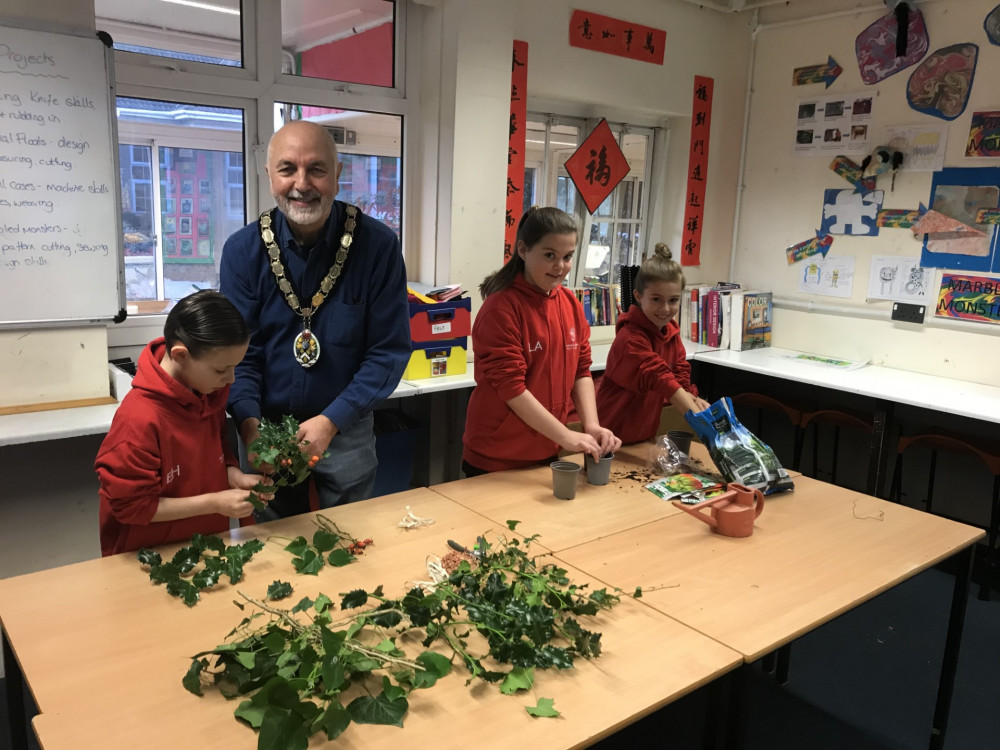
[[564, 118, 630, 215], [786, 231, 833, 265], [919, 168, 1000, 271], [829, 155, 876, 190], [821, 189, 883, 236], [965, 111, 1000, 157], [985, 4, 1000, 46], [856, 7, 929, 84], [877, 205, 925, 228], [907, 43, 978, 121], [976, 208, 1000, 224], [792, 56, 842, 88], [935, 273, 1000, 325], [911, 209, 986, 238]]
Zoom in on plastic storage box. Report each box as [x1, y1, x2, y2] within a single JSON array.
[[403, 338, 468, 379], [408, 298, 471, 342]]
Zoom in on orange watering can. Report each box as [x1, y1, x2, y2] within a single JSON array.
[[672, 483, 765, 538]]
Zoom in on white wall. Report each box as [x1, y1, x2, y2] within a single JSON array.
[[736, 0, 1000, 383]]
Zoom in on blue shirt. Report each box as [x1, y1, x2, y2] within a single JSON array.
[[220, 201, 410, 431]]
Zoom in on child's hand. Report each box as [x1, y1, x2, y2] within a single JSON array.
[[213, 489, 258, 519], [586, 425, 622, 456], [560, 430, 602, 462], [693, 397, 712, 411]]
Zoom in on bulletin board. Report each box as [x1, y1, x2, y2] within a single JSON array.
[[0, 18, 126, 328]]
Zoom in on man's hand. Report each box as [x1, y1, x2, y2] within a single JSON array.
[[239, 417, 274, 473], [297, 415, 338, 457]]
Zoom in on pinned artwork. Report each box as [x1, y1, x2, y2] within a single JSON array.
[[883, 123, 947, 172], [918, 167, 1000, 273], [786, 231, 833, 265], [935, 274, 1000, 324], [867, 255, 931, 302], [907, 43, 978, 121], [877, 205, 925, 229], [829, 155, 876, 191], [564, 118, 630, 214], [966, 111, 1000, 157], [792, 56, 843, 88], [798, 256, 856, 299], [985, 4, 1000, 46], [821, 189, 883, 236], [855, 5, 929, 84]]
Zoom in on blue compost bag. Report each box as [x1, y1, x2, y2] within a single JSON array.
[[685, 397, 795, 496]]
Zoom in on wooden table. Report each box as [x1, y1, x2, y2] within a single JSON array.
[[556, 476, 984, 749], [2, 487, 741, 750]]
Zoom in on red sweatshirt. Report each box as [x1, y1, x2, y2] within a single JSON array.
[[596, 306, 698, 445], [463, 274, 592, 472], [95, 338, 238, 556]]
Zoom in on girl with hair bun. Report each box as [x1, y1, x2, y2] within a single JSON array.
[[597, 242, 710, 444], [462, 206, 621, 475], [95, 290, 270, 556]]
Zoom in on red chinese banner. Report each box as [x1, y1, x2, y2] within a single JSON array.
[[564, 119, 630, 215], [681, 75, 713, 266], [569, 9, 665, 66], [504, 40, 529, 263]]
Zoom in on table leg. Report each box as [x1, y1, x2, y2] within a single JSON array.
[[3, 628, 28, 750], [866, 399, 893, 497], [724, 663, 749, 750], [929, 544, 974, 750]]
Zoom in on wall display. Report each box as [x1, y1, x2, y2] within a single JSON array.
[[503, 40, 528, 263], [794, 92, 874, 156], [792, 55, 842, 88], [918, 168, 1000, 272], [821, 188, 883, 236], [867, 255, 932, 302], [877, 206, 924, 228], [568, 9, 665, 65], [935, 273, 1000, 324], [786, 231, 833, 265], [798, 256, 855, 299], [564, 118, 630, 215], [883, 123, 947, 172], [855, 6, 929, 84], [985, 4, 1000, 46], [829, 155, 875, 191], [906, 43, 978, 121], [679, 76, 713, 266], [965, 111, 1000, 157]]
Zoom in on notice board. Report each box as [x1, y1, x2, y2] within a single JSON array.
[[0, 19, 125, 328]]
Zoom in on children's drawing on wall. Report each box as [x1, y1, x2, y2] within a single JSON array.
[[855, 3, 929, 84], [866, 256, 932, 302], [965, 111, 1000, 157], [821, 188, 883, 236], [794, 92, 874, 156], [883, 124, 947, 172], [916, 168, 1000, 273], [798, 256, 856, 298], [984, 4, 1000, 46], [906, 43, 978, 121], [935, 273, 1000, 325]]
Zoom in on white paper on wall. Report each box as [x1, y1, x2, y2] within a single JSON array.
[[797, 256, 856, 298], [866, 256, 933, 302]]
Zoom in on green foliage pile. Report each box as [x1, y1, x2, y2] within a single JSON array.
[[184, 521, 621, 747]]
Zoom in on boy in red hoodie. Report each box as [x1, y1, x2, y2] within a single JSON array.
[[95, 290, 268, 556], [462, 207, 621, 475], [597, 243, 710, 444]]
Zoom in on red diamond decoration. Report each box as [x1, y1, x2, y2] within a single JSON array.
[[564, 119, 630, 214]]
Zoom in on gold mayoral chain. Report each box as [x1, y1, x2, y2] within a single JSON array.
[[258, 204, 358, 368]]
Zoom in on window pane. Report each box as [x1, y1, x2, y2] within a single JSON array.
[[282, 0, 395, 87], [273, 104, 403, 240], [96, 0, 241, 67], [584, 221, 612, 284], [119, 143, 157, 301]]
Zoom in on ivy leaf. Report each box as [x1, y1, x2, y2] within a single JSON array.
[[346, 693, 408, 727], [284, 536, 310, 557], [234, 699, 266, 728], [499, 666, 534, 694], [258, 706, 309, 750], [506, 520, 521, 531], [633, 586, 643, 599], [136, 548, 161, 567], [382, 676, 407, 703], [341, 589, 368, 609], [235, 650, 256, 669], [290, 597, 314, 613], [313, 593, 333, 614], [267, 581, 294, 601], [312, 529, 340, 553], [411, 651, 451, 689], [247, 493, 267, 513], [292, 549, 324, 576], [526, 697, 560, 718], [314, 701, 352, 740], [182, 658, 205, 696], [327, 548, 354, 567]]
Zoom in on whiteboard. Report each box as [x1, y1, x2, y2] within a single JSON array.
[[0, 20, 125, 328]]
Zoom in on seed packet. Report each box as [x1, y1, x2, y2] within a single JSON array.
[[645, 473, 726, 503]]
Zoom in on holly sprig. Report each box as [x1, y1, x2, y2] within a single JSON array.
[[245, 415, 330, 511], [137, 534, 265, 607], [277, 515, 370, 575], [184, 522, 618, 746]]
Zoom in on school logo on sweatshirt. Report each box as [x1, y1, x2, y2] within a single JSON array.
[[165, 464, 181, 484], [529, 340, 543, 353], [567, 326, 578, 350]]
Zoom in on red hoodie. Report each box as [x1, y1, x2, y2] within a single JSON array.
[[596, 306, 698, 445], [95, 338, 238, 556], [463, 274, 592, 472]]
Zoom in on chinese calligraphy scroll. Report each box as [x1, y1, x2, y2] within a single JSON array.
[[505, 40, 528, 263], [682, 75, 713, 266], [568, 9, 665, 65]]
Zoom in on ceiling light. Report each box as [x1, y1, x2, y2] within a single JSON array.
[[158, 0, 239, 15]]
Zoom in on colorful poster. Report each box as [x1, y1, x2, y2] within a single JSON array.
[[935, 273, 1000, 324], [798, 256, 856, 298], [792, 56, 842, 88], [680, 75, 713, 266], [786, 231, 833, 265], [564, 119, 630, 215], [504, 41, 528, 263], [794, 92, 874, 156], [883, 124, 947, 172], [821, 189, 883, 236], [920, 167, 1000, 272], [907, 43, 978, 121], [568, 10, 665, 65], [966, 111, 1000, 157], [867, 256, 933, 302], [855, 7, 929, 84]]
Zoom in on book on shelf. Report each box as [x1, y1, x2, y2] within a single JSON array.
[[731, 291, 772, 351]]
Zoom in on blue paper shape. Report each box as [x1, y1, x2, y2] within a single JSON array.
[[820, 189, 883, 236]]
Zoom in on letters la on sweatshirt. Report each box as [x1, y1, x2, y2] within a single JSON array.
[[463, 274, 592, 472], [596, 306, 698, 445], [95, 338, 238, 556]]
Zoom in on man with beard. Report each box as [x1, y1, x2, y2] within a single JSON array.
[[220, 120, 410, 519]]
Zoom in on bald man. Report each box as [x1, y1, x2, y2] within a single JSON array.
[[221, 121, 410, 519]]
